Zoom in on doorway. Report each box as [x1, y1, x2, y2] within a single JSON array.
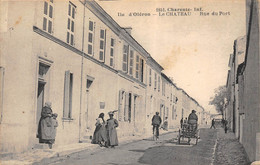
[[36, 62, 50, 137]]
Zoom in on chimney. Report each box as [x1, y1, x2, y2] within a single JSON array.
[[123, 27, 132, 35]]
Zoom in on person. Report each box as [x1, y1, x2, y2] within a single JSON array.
[[224, 120, 228, 133], [210, 118, 216, 129], [50, 113, 58, 149], [152, 112, 162, 140], [180, 118, 183, 128], [92, 113, 108, 147], [188, 110, 198, 131], [161, 117, 168, 131], [106, 111, 119, 148], [37, 102, 54, 149], [184, 117, 188, 124]]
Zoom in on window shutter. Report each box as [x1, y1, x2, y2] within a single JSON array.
[[118, 90, 122, 121], [63, 70, 70, 118], [124, 92, 129, 121]]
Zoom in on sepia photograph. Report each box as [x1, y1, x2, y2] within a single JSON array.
[[0, 0, 259, 164]]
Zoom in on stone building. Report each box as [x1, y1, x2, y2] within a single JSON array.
[[0, 0, 206, 154], [225, 0, 260, 161]]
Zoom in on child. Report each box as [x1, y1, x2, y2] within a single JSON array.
[[49, 113, 58, 149]]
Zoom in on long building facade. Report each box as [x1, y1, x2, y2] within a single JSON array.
[[225, 0, 260, 162], [0, 0, 207, 154]]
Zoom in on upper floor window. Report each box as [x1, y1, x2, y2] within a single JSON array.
[[88, 21, 94, 55], [140, 58, 144, 82], [135, 55, 139, 79], [122, 45, 129, 72], [99, 29, 106, 61], [154, 73, 157, 90], [43, 0, 54, 34], [67, 2, 76, 46], [158, 76, 160, 91], [110, 38, 115, 67], [129, 50, 134, 76], [149, 68, 152, 86]]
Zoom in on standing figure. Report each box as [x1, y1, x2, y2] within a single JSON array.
[[210, 118, 216, 129], [50, 113, 58, 148], [152, 112, 162, 140], [37, 102, 54, 149], [161, 117, 168, 131], [224, 120, 228, 133], [184, 117, 188, 124], [180, 118, 184, 128], [92, 113, 108, 147], [106, 111, 119, 148]]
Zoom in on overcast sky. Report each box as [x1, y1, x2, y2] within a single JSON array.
[[98, 0, 246, 113]]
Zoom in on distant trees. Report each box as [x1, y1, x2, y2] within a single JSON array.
[[209, 85, 227, 115]]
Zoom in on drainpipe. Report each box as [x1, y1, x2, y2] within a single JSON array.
[[79, 0, 86, 143]]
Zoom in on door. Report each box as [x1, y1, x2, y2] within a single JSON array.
[[36, 82, 45, 125]]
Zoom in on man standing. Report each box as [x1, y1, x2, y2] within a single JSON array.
[[210, 118, 216, 129], [152, 112, 162, 140], [180, 118, 183, 128]]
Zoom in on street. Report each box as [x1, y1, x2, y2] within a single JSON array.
[[38, 128, 218, 165]]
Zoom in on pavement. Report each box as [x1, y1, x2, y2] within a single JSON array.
[[0, 128, 178, 165], [213, 127, 251, 165]]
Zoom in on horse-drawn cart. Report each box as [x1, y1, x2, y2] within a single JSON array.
[[177, 123, 199, 145]]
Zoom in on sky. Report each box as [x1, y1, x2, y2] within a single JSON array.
[[98, 0, 246, 114]]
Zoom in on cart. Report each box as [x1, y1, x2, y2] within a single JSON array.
[[177, 123, 199, 145]]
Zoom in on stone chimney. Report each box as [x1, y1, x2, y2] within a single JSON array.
[[123, 27, 132, 35]]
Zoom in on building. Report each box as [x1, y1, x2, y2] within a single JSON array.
[[225, 0, 260, 161], [0, 0, 206, 154]]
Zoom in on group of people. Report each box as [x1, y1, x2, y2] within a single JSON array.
[[91, 111, 119, 148], [37, 102, 58, 149]]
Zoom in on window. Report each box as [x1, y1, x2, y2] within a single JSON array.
[[135, 55, 139, 79], [63, 71, 73, 119], [162, 81, 165, 96], [140, 59, 144, 82], [99, 29, 106, 61], [149, 68, 152, 86], [43, 0, 53, 34], [88, 21, 94, 55], [129, 50, 134, 76], [110, 38, 115, 67], [154, 73, 157, 90], [158, 76, 160, 91], [67, 2, 76, 46], [122, 45, 129, 72], [172, 105, 176, 120]]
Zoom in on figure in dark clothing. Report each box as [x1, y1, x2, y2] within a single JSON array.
[[224, 120, 228, 133], [180, 118, 183, 128], [152, 112, 162, 140], [188, 110, 198, 131], [210, 119, 216, 129]]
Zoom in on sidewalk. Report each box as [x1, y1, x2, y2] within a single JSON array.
[[214, 128, 250, 165], [0, 128, 178, 165]]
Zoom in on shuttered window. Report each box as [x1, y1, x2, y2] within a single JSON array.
[[88, 21, 94, 55], [43, 0, 54, 34], [63, 71, 73, 118], [66, 2, 76, 46]]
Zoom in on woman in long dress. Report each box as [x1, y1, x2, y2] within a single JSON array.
[[92, 113, 108, 147], [37, 102, 54, 149], [106, 111, 119, 148]]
